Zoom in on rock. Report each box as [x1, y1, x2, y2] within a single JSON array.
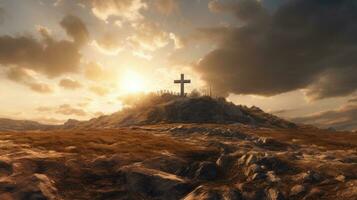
[[266, 188, 285, 200], [340, 156, 357, 163], [223, 188, 243, 200], [183, 185, 222, 200], [266, 171, 281, 183], [238, 153, 260, 166], [294, 171, 322, 184], [335, 175, 346, 182], [255, 156, 290, 174], [16, 173, 61, 200], [244, 164, 263, 177], [245, 154, 258, 166], [255, 137, 288, 150], [216, 154, 235, 171], [183, 185, 243, 200], [141, 155, 187, 175], [0, 176, 16, 191], [118, 165, 192, 199], [63, 146, 77, 152], [336, 180, 357, 199], [195, 162, 219, 181], [303, 187, 324, 200], [290, 184, 306, 197], [0, 158, 12, 176], [250, 172, 267, 181]]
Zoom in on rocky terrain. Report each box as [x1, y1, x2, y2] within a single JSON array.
[[0, 96, 356, 199]]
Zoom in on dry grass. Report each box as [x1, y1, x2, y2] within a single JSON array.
[[0, 128, 213, 162]]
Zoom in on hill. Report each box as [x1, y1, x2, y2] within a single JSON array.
[[64, 94, 296, 129], [0, 118, 55, 131]]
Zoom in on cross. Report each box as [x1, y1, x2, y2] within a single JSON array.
[[174, 74, 191, 97]]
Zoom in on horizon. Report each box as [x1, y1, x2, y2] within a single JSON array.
[[0, 0, 357, 131]]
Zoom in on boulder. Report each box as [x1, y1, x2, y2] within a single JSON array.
[[141, 155, 188, 175], [195, 162, 219, 181], [117, 165, 192, 199], [16, 173, 61, 200]]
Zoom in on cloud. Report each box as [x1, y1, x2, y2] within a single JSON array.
[[90, 85, 110, 96], [91, 33, 123, 55], [59, 78, 82, 90], [37, 104, 87, 117], [0, 15, 88, 78], [0, 7, 5, 24], [196, 0, 357, 99], [56, 104, 87, 116], [84, 0, 147, 22], [154, 0, 178, 15], [84, 62, 114, 82], [6, 67, 53, 93], [169, 33, 184, 49], [209, 0, 268, 22], [128, 21, 170, 51], [28, 82, 53, 93], [292, 104, 357, 131], [60, 15, 89, 46]]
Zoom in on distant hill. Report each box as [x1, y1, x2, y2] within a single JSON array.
[[0, 118, 55, 131], [64, 95, 297, 129]]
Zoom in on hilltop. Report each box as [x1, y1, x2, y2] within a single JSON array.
[[63, 94, 296, 130]]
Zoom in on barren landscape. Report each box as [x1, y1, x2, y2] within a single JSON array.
[[0, 96, 356, 200]]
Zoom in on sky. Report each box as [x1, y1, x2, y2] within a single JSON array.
[[0, 0, 356, 131]]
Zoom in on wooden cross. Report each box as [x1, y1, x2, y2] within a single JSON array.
[[174, 74, 191, 97]]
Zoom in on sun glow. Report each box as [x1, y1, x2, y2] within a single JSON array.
[[121, 70, 145, 93]]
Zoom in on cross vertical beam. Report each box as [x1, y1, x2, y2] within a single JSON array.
[[174, 74, 191, 97]]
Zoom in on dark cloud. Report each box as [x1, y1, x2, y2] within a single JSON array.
[[209, 0, 268, 23], [60, 15, 89, 46], [0, 15, 88, 78], [292, 104, 357, 131], [59, 78, 82, 90], [6, 67, 53, 94], [197, 0, 357, 99], [154, 0, 178, 15]]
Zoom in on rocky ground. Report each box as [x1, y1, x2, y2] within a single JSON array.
[[0, 123, 356, 200]]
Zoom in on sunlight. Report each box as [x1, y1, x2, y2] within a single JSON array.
[[121, 70, 145, 93]]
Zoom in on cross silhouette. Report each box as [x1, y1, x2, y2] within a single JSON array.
[[174, 74, 191, 97]]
